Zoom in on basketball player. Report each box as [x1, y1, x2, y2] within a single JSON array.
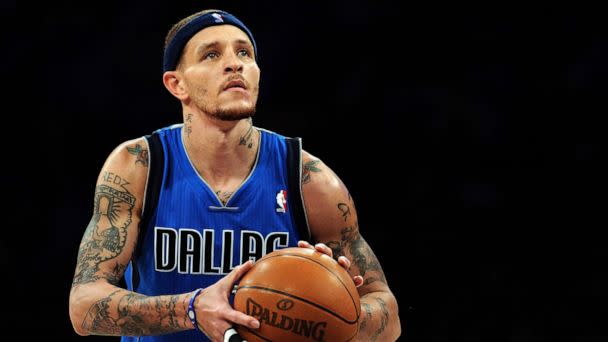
[[69, 9, 401, 342]]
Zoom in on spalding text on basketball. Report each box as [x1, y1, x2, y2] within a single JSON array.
[[246, 298, 327, 341]]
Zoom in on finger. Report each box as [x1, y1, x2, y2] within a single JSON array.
[[222, 260, 254, 290], [338, 255, 351, 269], [314, 243, 333, 258], [224, 308, 260, 329], [353, 275, 364, 288], [298, 240, 314, 249]]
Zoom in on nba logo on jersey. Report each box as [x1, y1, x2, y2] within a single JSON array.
[[276, 190, 287, 213]]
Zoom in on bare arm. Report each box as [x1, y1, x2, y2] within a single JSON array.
[[69, 138, 193, 336], [302, 151, 401, 341]]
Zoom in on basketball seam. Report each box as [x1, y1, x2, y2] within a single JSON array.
[[238, 285, 358, 325], [256, 253, 360, 319]]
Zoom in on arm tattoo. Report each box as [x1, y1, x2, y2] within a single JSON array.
[[302, 159, 322, 184], [104, 262, 127, 286], [360, 302, 373, 331], [337, 203, 351, 221], [370, 297, 389, 341], [72, 184, 135, 287], [326, 240, 343, 258], [325, 223, 356, 261], [126, 144, 149, 167], [82, 290, 121, 334], [338, 220, 387, 285], [348, 229, 385, 281], [82, 290, 186, 335]]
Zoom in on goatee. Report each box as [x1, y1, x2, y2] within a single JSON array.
[[209, 106, 256, 121]]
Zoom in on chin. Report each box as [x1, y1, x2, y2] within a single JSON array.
[[212, 103, 256, 121]]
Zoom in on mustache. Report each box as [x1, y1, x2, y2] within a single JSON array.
[[220, 75, 248, 92]]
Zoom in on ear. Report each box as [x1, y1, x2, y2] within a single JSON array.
[[162, 71, 189, 101]]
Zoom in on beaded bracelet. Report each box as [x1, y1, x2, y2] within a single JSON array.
[[187, 288, 204, 331]]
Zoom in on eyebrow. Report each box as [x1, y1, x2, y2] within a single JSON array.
[[195, 41, 220, 56], [234, 39, 252, 47], [195, 39, 253, 56]]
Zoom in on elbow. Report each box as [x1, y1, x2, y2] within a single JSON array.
[[392, 315, 402, 341], [388, 293, 402, 341], [69, 287, 91, 336]]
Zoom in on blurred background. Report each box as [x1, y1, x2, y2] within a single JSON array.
[[14, 1, 605, 340]]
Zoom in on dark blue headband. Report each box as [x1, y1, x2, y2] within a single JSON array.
[[163, 10, 257, 72]]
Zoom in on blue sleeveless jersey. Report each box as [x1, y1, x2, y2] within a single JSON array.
[[123, 124, 304, 342]]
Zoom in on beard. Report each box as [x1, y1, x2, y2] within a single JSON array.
[[189, 83, 258, 121], [207, 103, 256, 121]]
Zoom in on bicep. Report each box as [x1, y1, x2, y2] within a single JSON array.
[[301, 153, 389, 295], [72, 140, 147, 287]]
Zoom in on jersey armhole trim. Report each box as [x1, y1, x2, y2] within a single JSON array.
[[286, 137, 312, 243], [140, 137, 151, 217]]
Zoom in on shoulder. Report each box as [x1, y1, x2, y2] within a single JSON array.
[[301, 150, 354, 242], [100, 137, 150, 175], [301, 150, 345, 192], [95, 137, 150, 211]]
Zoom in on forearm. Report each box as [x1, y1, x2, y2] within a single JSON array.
[[70, 282, 193, 336], [356, 291, 401, 341]]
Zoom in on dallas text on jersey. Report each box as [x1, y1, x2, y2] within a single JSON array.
[[154, 227, 289, 274]]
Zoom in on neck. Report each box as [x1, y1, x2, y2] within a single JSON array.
[[182, 110, 259, 188]]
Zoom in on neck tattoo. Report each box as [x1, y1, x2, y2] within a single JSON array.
[[239, 121, 254, 149]]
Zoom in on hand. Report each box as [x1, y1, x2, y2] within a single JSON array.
[[298, 240, 364, 287], [194, 261, 260, 341]]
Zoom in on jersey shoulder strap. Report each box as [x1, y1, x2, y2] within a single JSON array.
[[129, 130, 164, 291], [284, 136, 312, 243], [140, 131, 165, 239]]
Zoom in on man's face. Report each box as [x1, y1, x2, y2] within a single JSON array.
[[179, 25, 260, 121]]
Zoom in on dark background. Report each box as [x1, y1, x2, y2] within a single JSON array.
[[14, 1, 605, 340]]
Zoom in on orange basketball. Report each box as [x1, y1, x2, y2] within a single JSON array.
[[233, 247, 360, 342]]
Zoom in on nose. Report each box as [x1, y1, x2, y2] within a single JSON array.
[[223, 52, 243, 74]]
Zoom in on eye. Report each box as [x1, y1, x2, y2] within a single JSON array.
[[237, 49, 251, 58], [204, 51, 219, 60]]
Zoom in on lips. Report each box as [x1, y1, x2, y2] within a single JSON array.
[[224, 79, 247, 91]]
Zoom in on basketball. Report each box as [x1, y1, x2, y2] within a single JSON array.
[[233, 247, 360, 341]]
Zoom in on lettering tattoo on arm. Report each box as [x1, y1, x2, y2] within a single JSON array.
[[302, 160, 321, 185], [126, 144, 149, 167], [102, 171, 130, 189], [72, 183, 135, 287]]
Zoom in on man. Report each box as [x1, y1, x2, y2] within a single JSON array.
[[69, 9, 401, 341]]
